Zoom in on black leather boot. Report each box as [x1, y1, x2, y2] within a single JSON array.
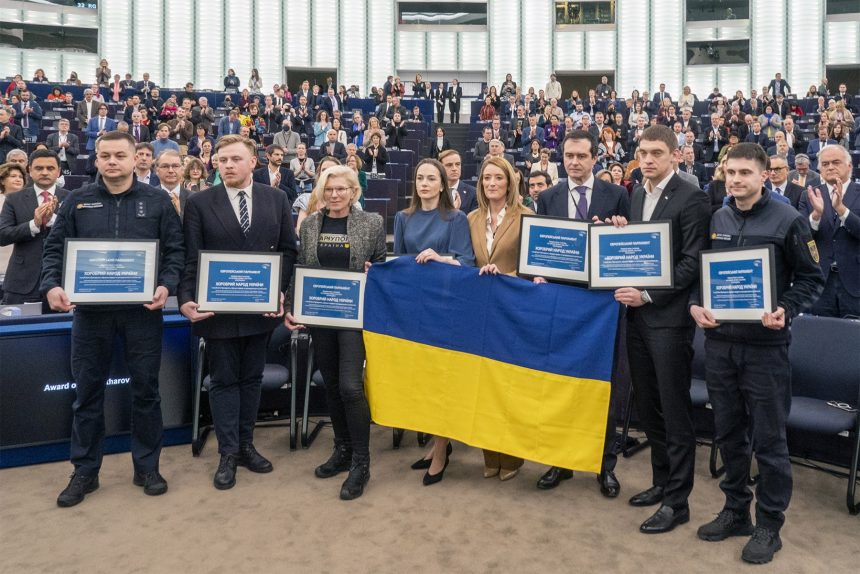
[[315, 440, 353, 479], [339, 455, 370, 500]]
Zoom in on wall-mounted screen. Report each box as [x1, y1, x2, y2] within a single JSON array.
[[686, 0, 749, 22], [826, 0, 859, 16], [0, 23, 97, 52], [397, 2, 487, 27], [555, 1, 615, 25], [687, 40, 750, 65]]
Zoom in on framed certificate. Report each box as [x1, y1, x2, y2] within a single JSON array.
[[196, 251, 282, 313], [517, 214, 590, 284], [63, 239, 159, 304], [588, 220, 674, 289], [292, 266, 366, 330], [700, 245, 776, 322]]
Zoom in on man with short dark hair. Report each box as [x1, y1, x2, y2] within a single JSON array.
[[252, 144, 298, 201], [526, 170, 552, 213], [12, 90, 42, 140], [0, 149, 69, 304], [690, 143, 823, 564], [765, 155, 803, 209], [439, 149, 477, 213], [610, 125, 710, 534], [41, 131, 184, 506], [474, 127, 493, 161], [46, 118, 80, 174]]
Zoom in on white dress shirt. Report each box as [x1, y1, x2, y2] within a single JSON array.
[[226, 183, 254, 225], [268, 167, 280, 187], [163, 184, 181, 199], [642, 171, 674, 222], [485, 207, 506, 254], [137, 170, 153, 185], [57, 132, 68, 161], [809, 182, 851, 231], [29, 185, 58, 236], [567, 173, 595, 220]]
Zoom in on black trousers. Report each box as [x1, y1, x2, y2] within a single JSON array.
[[705, 338, 792, 531], [450, 105, 460, 124], [311, 327, 370, 459], [435, 104, 445, 124], [1, 285, 41, 304], [627, 316, 696, 510], [206, 332, 269, 455], [811, 269, 860, 319], [70, 308, 164, 475]]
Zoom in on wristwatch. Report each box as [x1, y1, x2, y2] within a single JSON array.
[[640, 290, 653, 304]]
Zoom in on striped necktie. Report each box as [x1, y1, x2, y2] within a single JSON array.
[[238, 191, 250, 234]]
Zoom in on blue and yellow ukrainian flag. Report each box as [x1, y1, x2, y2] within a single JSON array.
[[363, 258, 620, 473]]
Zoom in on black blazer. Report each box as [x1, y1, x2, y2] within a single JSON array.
[[447, 86, 463, 110], [129, 123, 151, 143], [453, 181, 478, 214], [429, 137, 451, 158], [252, 166, 298, 202], [628, 174, 711, 328], [319, 141, 347, 161], [536, 178, 631, 221], [767, 181, 804, 210], [362, 145, 388, 172], [0, 186, 70, 294], [178, 183, 298, 340]]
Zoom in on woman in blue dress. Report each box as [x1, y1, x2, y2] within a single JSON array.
[[392, 158, 475, 485]]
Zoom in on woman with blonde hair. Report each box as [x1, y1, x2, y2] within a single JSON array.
[[285, 165, 386, 501], [295, 156, 343, 232], [362, 116, 386, 148], [466, 156, 534, 482]]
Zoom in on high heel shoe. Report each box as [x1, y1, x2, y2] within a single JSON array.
[[499, 468, 520, 481], [411, 442, 452, 470], [422, 448, 451, 486], [483, 466, 500, 478]]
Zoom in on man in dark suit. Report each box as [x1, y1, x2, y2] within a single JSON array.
[[179, 135, 298, 490], [611, 125, 710, 534], [780, 116, 805, 154], [489, 117, 508, 146], [252, 144, 298, 202], [75, 88, 100, 130], [0, 149, 69, 304], [46, 119, 80, 174], [439, 149, 477, 213], [123, 95, 144, 124], [799, 146, 860, 318], [833, 83, 853, 107], [134, 142, 160, 188], [0, 107, 25, 164], [320, 129, 347, 161], [705, 114, 728, 162], [85, 104, 118, 153], [136, 73, 156, 95], [431, 83, 447, 124], [447, 79, 463, 124], [771, 94, 790, 119], [12, 90, 42, 140], [217, 108, 242, 140], [680, 145, 708, 187], [129, 111, 151, 143], [680, 109, 700, 138], [153, 149, 188, 219], [805, 124, 837, 171], [319, 88, 342, 116], [653, 84, 671, 107], [768, 73, 791, 98], [191, 96, 216, 135], [765, 155, 804, 209], [534, 130, 630, 497]]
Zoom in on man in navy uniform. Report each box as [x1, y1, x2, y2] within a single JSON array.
[[41, 131, 184, 507]]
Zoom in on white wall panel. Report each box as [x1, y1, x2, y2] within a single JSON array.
[[554, 31, 584, 71], [489, 0, 520, 87], [195, 0, 224, 89], [787, 0, 823, 96], [586, 29, 615, 71], [826, 20, 860, 65], [99, 0, 131, 83], [22, 10, 60, 25], [340, 0, 367, 94], [367, 0, 394, 88], [164, 0, 194, 88], [285, 0, 310, 69], [22, 51, 60, 85], [428, 31, 457, 71], [0, 9, 21, 22], [718, 66, 750, 97], [255, 0, 283, 88], [225, 0, 252, 85], [133, 0, 163, 83], [685, 67, 716, 103], [312, 0, 338, 68], [651, 0, 682, 94], [459, 31, 487, 71], [751, 0, 786, 93], [616, 0, 648, 96], [520, 0, 552, 95], [397, 31, 426, 71], [62, 53, 99, 86]]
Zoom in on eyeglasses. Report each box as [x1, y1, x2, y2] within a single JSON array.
[[769, 166, 788, 171], [323, 187, 352, 196], [159, 164, 182, 171]]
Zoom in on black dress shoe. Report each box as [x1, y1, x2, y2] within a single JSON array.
[[57, 473, 99, 507], [340, 461, 370, 500], [133, 470, 168, 496], [598, 470, 620, 498], [411, 442, 452, 470], [536, 467, 574, 490], [629, 485, 664, 507], [214, 454, 237, 490], [237, 443, 273, 473], [640, 505, 690, 534], [422, 446, 452, 486]]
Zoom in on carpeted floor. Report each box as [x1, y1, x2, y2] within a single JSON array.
[[1, 424, 856, 574]]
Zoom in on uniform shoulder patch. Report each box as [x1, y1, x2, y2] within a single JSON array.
[[807, 240, 819, 263]]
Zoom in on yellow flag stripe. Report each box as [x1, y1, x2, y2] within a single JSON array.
[[364, 331, 611, 473]]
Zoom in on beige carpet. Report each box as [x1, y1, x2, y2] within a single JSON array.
[[1, 424, 856, 574]]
